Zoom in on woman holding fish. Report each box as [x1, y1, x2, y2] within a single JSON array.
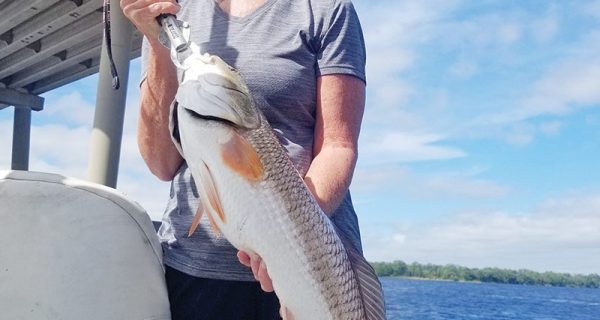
[[121, 0, 373, 319]]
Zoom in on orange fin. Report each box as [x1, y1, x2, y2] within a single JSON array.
[[221, 131, 263, 182], [197, 160, 226, 223], [188, 204, 205, 237]]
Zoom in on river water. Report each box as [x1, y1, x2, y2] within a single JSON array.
[[381, 277, 600, 319]]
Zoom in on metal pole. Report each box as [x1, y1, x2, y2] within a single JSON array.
[[88, 0, 133, 188], [11, 106, 31, 171]]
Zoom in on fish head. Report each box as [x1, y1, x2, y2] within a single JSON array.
[[175, 49, 261, 130], [168, 48, 266, 242]]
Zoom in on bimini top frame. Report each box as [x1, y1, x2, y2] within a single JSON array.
[[0, 0, 142, 188]]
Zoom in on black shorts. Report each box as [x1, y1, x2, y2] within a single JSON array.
[[165, 266, 282, 320]]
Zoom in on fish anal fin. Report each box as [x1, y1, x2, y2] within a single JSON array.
[[188, 203, 205, 237], [334, 226, 387, 320], [207, 211, 222, 239], [197, 161, 226, 224], [220, 131, 263, 182]]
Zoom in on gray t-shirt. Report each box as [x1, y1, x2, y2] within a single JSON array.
[[142, 0, 366, 281]]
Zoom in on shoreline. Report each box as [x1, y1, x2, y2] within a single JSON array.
[[382, 276, 600, 289]]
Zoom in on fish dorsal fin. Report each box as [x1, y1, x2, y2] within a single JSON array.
[[335, 226, 387, 320], [220, 131, 263, 182]]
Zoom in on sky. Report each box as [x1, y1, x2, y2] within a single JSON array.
[[1, 0, 600, 275]]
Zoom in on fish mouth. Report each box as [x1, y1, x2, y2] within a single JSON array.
[[170, 101, 238, 156], [184, 108, 239, 128]]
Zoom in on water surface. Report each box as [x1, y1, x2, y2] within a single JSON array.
[[382, 277, 600, 319]]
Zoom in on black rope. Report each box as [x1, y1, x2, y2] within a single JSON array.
[[103, 0, 120, 90]]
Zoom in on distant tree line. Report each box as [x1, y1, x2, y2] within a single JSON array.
[[371, 260, 600, 288]]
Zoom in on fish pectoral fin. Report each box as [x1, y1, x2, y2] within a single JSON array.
[[190, 160, 225, 239], [220, 130, 263, 182], [335, 226, 387, 320], [196, 160, 226, 224], [188, 203, 205, 237]]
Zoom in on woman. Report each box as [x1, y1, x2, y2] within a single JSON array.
[[121, 0, 366, 318]]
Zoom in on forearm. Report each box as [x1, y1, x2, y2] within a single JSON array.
[[305, 74, 365, 215], [304, 144, 358, 216], [120, 0, 182, 180], [137, 43, 182, 181]]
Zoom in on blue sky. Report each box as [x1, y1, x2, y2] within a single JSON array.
[[2, 0, 600, 274]]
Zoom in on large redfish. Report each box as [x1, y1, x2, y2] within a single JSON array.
[[170, 43, 386, 320]]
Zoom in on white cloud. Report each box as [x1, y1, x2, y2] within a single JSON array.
[[29, 124, 90, 178], [538, 120, 562, 136], [353, 0, 600, 152], [503, 122, 535, 146], [523, 60, 600, 116], [355, 1, 571, 147], [43, 91, 95, 127], [359, 1, 600, 147], [474, 27, 600, 131], [355, 0, 464, 121], [433, 12, 527, 52], [423, 174, 510, 198], [363, 191, 600, 275], [352, 164, 509, 199], [361, 131, 466, 164], [351, 164, 410, 194], [367, 75, 414, 112]]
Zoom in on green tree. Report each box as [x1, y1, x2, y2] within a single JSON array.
[[370, 260, 600, 288]]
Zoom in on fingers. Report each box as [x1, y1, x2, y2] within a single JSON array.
[[250, 253, 261, 277], [237, 251, 275, 292], [237, 250, 251, 267], [119, 0, 180, 42], [257, 260, 274, 292]]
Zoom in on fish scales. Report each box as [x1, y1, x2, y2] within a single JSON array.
[[241, 118, 364, 319]]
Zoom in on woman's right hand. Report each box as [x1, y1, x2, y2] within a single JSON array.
[[120, 0, 180, 44]]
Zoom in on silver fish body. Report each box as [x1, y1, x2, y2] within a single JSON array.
[[171, 44, 385, 320]]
